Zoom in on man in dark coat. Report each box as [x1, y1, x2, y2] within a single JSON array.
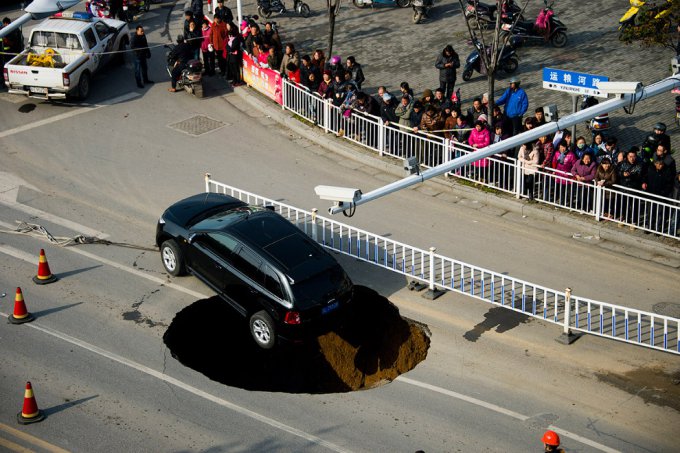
[[213, 0, 234, 23], [191, 0, 204, 26], [130, 25, 153, 88]]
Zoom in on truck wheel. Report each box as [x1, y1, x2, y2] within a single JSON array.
[[250, 311, 276, 349], [77, 71, 91, 100]]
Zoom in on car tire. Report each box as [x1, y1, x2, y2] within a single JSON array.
[[76, 71, 91, 100], [160, 239, 186, 276], [250, 311, 276, 349]]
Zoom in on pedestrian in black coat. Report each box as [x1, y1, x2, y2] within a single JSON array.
[[130, 25, 153, 88], [435, 45, 460, 100]]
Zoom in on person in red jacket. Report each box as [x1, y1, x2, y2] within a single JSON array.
[[210, 16, 228, 75]]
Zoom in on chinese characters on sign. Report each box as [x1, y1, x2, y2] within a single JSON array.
[[242, 53, 283, 104], [542, 68, 609, 98]]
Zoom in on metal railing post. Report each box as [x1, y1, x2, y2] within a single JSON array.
[[428, 247, 436, 290], [423, 246, 444, 300], [323, 100, 330, 133], [514, 160, 522, 199], [558, 287, 577, 344], [281, 79, 287, 110], [204, 172, 211, 193], [594, 184, 603, 221], [311, 208, 318, 242], [378, 117, 385, 156]]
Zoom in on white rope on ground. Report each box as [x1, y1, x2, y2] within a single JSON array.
[[0, 221, 157, 251]]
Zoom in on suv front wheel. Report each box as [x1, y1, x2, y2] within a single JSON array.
[[160, 239, 186, 276], [249, 311, 276, 349]]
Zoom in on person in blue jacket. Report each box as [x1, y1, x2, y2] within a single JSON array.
[[495, 77, 528, 137]]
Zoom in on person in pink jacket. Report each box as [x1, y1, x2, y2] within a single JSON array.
[[551, 139, 578, 205], [468, 120, 491, 181], [200, 20, 214, 76]]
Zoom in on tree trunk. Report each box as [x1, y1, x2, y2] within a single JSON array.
[[328, 8, 336, 58]]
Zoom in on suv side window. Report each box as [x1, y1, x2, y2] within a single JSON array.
[[205, 233, 239, 259], [262, 265, 285, 300], [233, 247, 263, 282], [93, 22, 109, 41], [83, 29, 97, 50]]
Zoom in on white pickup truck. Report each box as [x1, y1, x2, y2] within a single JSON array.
[[2, 12, 130, 100]]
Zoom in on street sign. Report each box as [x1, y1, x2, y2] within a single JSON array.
[[542, 68, 609, 98]]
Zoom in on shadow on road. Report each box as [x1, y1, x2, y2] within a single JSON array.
[[463, 306, 531, 342]]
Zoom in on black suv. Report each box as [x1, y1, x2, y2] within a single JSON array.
[[156, 193, 354, 349]]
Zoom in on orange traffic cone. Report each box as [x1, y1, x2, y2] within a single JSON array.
[[32, 249, 58, 285], [17, 382, 45, 424], [9, 287, 34, 324]]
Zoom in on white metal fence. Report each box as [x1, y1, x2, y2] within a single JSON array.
[[280, 79, 680, 239], [205, 176, 680, 356]]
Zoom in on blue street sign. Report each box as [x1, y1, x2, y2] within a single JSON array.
[[542, 68, 609, 98]]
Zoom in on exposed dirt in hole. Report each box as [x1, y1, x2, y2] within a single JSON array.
[[595, 367, 680, 412], [163, 286, 430, 393]]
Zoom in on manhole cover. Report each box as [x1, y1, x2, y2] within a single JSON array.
[[168, 115, 226, 136], [653, 302, 680, 318]]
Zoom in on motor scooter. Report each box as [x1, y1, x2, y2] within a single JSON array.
[[581, 95, 609, 138], [353, 0, 411, 9], [501, 0, 567, 48], [412, 0, 433, 24], [464, 0, 522, 30], [461, 37, 519, 81], [257, 0, 310, 18], [618, 0, 673, 39], [165, 44, 204, 98]]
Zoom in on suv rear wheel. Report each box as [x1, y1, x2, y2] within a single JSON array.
[[160, 239, 186, 276], [250, 311, 275, 349]]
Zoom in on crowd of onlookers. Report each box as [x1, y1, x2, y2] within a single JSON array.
[[189, 1, 680, 235]]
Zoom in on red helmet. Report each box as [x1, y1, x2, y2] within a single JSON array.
[[542, 430, 560, 447]]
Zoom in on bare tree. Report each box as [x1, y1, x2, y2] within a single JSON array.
[[327, 0, 342, 58], [457, 0, 529, 118]]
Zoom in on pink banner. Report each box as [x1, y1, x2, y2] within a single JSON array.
[[241, 53, 282, 105]]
